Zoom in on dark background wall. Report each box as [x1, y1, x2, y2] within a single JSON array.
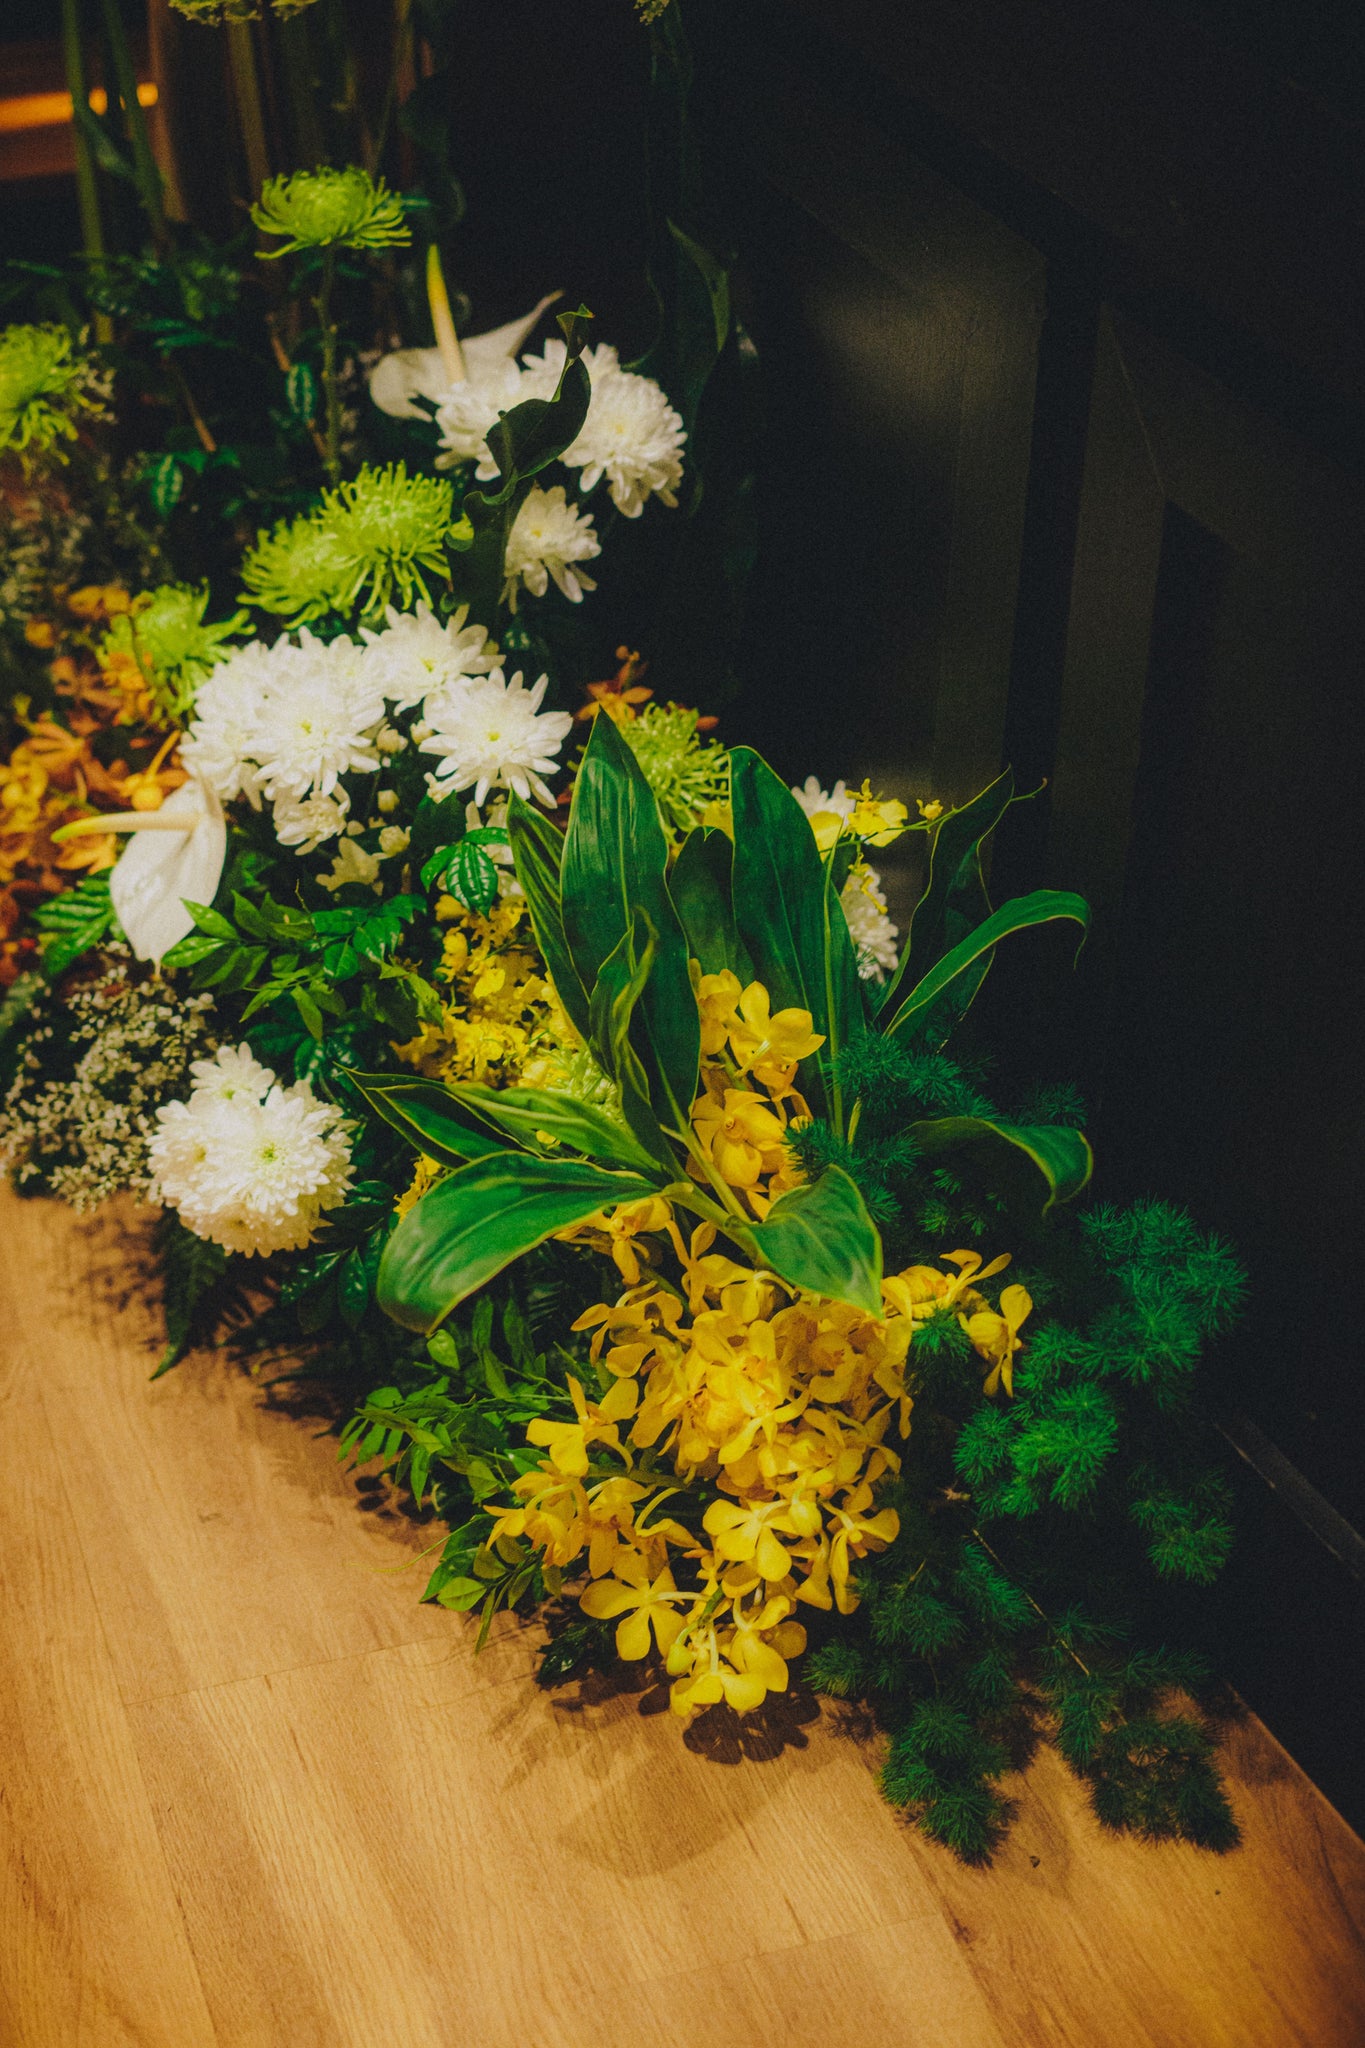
[[4, 0, 1363, 1823]]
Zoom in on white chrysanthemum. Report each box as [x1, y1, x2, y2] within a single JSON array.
[[791, 775, 856, 821], [179, 641, 278, 804], [249, 631, 386, 802], [419, 668, 573, 807], [432, 355, 524, 476], [501, 484, 600, 610], [271, 788, 351, 852], [520, 340, 685, 518], [357, 601, 499, 711], [147, 1045, 355, 1258], [841, 865, 900, 982]]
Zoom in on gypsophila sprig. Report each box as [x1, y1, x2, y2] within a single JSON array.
[[0, 324, 109, 465], [252, 168, 410, 258], [241, 465, 456, 624]]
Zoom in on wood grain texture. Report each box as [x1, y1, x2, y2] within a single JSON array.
[[2, 1188, 1364, 2047]]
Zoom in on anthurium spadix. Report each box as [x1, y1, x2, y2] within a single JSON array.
[[368, 286, 563, 421], [52, 775, 227, 966]]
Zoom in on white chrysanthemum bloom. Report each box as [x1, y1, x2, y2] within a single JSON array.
[[520, 340, 685, 517], [841, 865, 900, 982], [249, 632, 386, 802], [432, 355, 525, 476], [419, 668, 573, 807], [180, 641, 279, 805], [147, 1045, 355, 1257], [357, 601, 499, 712], [791, 775, 856, 820], [272, 788, 350, 852], [501, 484, 600, 610]]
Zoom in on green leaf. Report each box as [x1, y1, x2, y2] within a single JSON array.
[[881, 891, 1089, 1043], [377, 1151, 662, 1332], [728, 748, 866, 1122], [669, 826, 750, 979], [293, 986, 324, 1041], [285, 360, 317, 424], [437, 1080, 663, 1175], [435, 1576, 488, 1612], [339, 1246, 371, 1328], [160, 929, 223, 970], [409, 789, 468, 877], [148, 453, 183, 517], [878, 769, 1015, 1023], [908, 1117, 1094, 1212], [349, 1073, 510, 1169], [32, 872, 115, 975], [562, 712, 699, 1140], [435, 834, 502, 916], [182, 899, 238, 943], [739, 1165, 883, 1315], [506, 796, 588, 1037]]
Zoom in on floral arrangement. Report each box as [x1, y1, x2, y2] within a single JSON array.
[[0, 0, 1243, 1863]]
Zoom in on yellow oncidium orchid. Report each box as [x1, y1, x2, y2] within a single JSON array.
[[962, 1281, 1034, 1398], [848, 781, 909, 847], [525, 1372, 638, 1479], [726, 980, 826, 1091], [579, 1554, 690, 1660], [690, 1086, 790, 1191]]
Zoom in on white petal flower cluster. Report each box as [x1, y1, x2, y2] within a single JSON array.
[[420, 669, 574, 807], [357, 601, 499, 710], [791, 776, 856, 821], [147, 1045, 355, 1257], [841, 866, 900, 982], [502, 484, 601, 610], [433, 339, 684, 519]]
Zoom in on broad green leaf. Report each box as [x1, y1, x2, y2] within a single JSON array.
[[728, 747, 866, 1123], [882, 891, 1090, 1043], [737, 1165, 883, 1315], [350, 1073, 506, 1169], [32, 871, 116, 975], [909, 1116, 1094, 1212], [182, 899, 238, 943], [377, 1151, 661, 1332], [669, 826, 750, 979], [562, 714, 699, 1137], [440, 1080, 663, 1176], [878, 769, 1015, 1022], [506, 795, 589, 1038], [585, 920, 676, 1169]]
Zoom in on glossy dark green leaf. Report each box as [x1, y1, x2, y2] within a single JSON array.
[[350, 1073, 511, 1169], [883, 891, 1089, 1044], [585, 920, 676, 1169], [877, 769, 1015, 1023], [440, 1079, 663, 1176], [377, 1151, 661, 1332], [728, 747, 866, 1122], [738, 1165, 883, 1315], [909, 1116, 1094, 1212], [669, 826, 749, 978], [506, 795, 589, 1037], [562, 714, 699, 1138]]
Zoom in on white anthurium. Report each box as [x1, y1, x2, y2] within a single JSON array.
[[369, 264, 562, 421], [54, 775, 227, 967]]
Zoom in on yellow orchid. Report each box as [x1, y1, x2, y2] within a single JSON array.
[[690, 1086, 790, 1190], [525, 1373, 638, 1479], [726, 981, 825, 1091], [963, 1281, 1034, 1397], [579, 1554, 690, 1659], [703, 1495, 803, 1581], [694, 966, 744, 1055], [849, 781, 909, 847]]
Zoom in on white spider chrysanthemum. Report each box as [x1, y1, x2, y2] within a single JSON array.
[[271, 788, 351, 852], [247, 632, 386, 802], [147, 1045, 355, 1257], [791, 775, 856, 821], [179, 641, 278, 805], [419, 668, 573, 806], [501, 484, 601, 610], [520, 340, 685, 518], [841, 865, 900, 982], [357, 601, 499, 711]]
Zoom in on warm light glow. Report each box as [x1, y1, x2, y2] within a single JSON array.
[[0, 82, 158, 136]]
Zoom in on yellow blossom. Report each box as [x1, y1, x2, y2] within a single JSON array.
[[962, 1281, 1033, 1397], [579, 1553, 690, 1659], [526, 1373, 638, 1479]]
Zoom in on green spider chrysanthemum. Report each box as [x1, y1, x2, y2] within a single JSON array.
[[251, 167, 411, 259], [0, 324, 108, 466], [171, 0, 316, 16], [241, 463, 457, 624], [104, 584, 249, 722], [619, 702, 729, 835]]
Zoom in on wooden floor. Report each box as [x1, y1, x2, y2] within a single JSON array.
[[2, 1193, 1363, 2048]]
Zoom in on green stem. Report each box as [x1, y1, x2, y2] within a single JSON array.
[[368, 0, 414, 177], [96, 0, 165, 238], [315, 247, 341, 484], [60, 0, 106, 293], [226, 18, 271, 201]]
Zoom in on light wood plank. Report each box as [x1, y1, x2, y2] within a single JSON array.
[[0, 1194, 466, 1704], [0, 1297, 219, 2048]]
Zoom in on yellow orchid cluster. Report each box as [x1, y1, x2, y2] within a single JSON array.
[[393, 893, 575, 1087], [482, 977, 1033, 1720]]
